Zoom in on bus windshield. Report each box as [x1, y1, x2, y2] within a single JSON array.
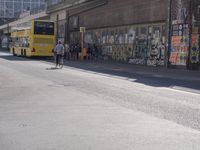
[[34, 21, 54, 35]]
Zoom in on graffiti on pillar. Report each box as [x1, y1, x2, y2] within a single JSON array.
[[190, 1, 200, 64], [191, 34, 199, 64], [190, 1, 200, 65], [170, 24, 189, 66], [170, 35, 189, 65], [170, 0, 190, 66]]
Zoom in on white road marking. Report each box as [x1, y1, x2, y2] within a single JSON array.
[[159, 86, 200, 95]]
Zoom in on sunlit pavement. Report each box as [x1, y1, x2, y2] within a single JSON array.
[[0, 51, 200, 150]]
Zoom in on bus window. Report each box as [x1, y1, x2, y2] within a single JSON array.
[[22, 37, 29, 47], [34, 21, 54, 35]]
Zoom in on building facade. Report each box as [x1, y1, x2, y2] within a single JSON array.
[[0, 0, 45, 20], [46, 0, 90, 43], [46, 0, 200, 68], [0, 0, 47, 49]]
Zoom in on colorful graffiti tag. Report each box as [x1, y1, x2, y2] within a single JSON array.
[[71, 23, 166, 66], [170, 0, 190, 66], [170, 35, 189, 65]]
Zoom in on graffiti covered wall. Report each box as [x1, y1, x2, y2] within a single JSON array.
[[82, 23, 166, 66], [191, 34, 199, 64]]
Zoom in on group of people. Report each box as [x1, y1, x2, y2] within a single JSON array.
[[69, 43, 81, 60], [87, 44, 99, 60], [54, 41, 82, 68], [54, 41, 100, 68]]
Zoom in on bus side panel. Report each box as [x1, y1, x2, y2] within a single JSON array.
[[32, 35, 55, 57]]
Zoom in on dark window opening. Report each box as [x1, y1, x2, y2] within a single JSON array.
[[34, 21, 54, 35]]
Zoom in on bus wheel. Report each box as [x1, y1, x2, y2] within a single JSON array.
[[12, 49, 16, 56]]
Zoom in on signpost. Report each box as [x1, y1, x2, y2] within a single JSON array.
[[80, 27, 86, 60]]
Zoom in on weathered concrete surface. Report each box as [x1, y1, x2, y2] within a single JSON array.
[[0, 52, 200, 150]]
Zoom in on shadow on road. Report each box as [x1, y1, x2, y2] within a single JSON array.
[[0, 52, 52, 62], [0, 55, 34, 61], [63, 61, 200, 93]]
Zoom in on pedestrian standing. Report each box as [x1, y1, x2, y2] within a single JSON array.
[[54, 41, 64, 68]]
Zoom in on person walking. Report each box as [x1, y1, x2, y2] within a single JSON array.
[[54, 41, 65, 68]]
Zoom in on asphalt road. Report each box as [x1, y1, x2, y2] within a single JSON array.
[[0, 52, 200, 150]]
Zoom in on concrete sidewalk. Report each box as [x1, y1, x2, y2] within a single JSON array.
[[63, 60, 200, 82]]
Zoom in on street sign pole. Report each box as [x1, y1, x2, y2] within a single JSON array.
[[187, 0, 192, 70], [166, 0, 172, 68], [80, 27, 86, 60]]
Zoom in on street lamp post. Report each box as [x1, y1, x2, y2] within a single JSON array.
[[167, 0, 172, 68], [56, 14, 59, 43], [80, 27, 86, 60], [7, 24, 9, 49], [187, 0, 192, 70]]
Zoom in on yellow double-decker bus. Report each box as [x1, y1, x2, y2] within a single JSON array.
[[10, 20, 55, 57]]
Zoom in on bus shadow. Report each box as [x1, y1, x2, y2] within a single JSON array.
[[63, 61, 200, 93], [0, 55, 53, 62], [0, 55, 33, 61]]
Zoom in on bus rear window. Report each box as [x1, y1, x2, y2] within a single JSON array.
[[34, 21, 54, 35]]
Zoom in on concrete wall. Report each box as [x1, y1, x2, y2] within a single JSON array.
[[77, 0, 168, 29]]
